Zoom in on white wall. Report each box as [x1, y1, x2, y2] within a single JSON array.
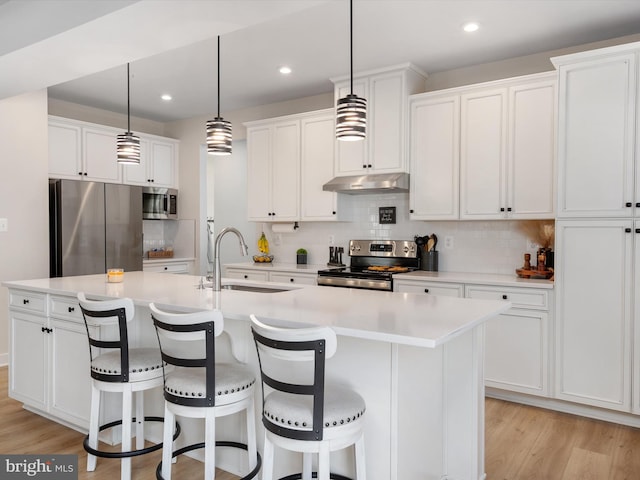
[[0, 90, 50, 365]]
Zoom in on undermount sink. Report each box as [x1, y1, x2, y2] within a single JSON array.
[[220, 284, 289, 293]]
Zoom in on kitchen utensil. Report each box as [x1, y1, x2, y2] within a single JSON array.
[[426, 236, 435, 252], [430, 234, 438, 250]]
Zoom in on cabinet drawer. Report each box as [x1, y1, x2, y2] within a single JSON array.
[[465, 285, 549, 310], [225, 269, 269, 282], [394, 281, 463, 297], [50, 295, 83, 322], [9, 290, 47, 314], [269, 272, 317, 285], [144, 262, 189, 274]]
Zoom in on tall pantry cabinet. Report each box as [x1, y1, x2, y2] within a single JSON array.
[[552, 42, 640, 413]]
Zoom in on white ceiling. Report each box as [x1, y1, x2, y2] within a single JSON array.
[[3, 0, 640, 123]]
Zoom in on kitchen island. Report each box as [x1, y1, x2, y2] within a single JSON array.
[[4, 272, 510, 480]]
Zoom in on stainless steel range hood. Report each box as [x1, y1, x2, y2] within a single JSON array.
[[322, 172, 409, 194]]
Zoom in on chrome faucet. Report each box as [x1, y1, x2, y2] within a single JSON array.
[[213, 226, 249, 291]]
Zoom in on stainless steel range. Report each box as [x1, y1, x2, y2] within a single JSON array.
[[317, 239, 419, 291]]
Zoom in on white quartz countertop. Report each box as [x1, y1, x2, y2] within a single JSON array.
[[395, 270, 554, 289], [4, 272, 510, 349]]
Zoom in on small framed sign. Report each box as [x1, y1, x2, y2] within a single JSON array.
[[379, 206, 396, 224]]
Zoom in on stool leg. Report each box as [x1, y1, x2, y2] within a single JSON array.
[[161, 404, 174, 480], [262, 432, 274, 480], [135, 390, 145, 450], [204, 409, 216, 480], [87, 383, 100, 472], [355, 435, 366, 480], [246, 399, 257, 471], [317, 444, 330, 480], [121, 387, 133, 480], [302, 453, 313, 480]]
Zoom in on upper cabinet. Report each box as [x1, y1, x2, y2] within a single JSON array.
[[409, 72, 556, 221], [123, 137, 178, 188], [552, 46, 639, 218], [332, 63, 428, 176], [48, 116, 179, 188], [246, 118, 300, 222]]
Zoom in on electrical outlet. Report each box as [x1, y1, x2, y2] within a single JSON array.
[[328, 235, 335, 245], [444, 236, 454, 250], [0, 218, 7, 232]]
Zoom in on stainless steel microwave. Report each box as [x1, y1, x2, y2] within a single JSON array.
[[143, 187, 178, 220]]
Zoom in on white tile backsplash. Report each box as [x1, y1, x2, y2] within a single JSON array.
[[255, 193, 549, 275]]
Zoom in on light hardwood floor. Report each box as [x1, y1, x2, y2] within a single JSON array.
[[3, 365, 640, 479]]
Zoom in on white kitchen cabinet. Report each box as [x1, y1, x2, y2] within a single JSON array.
[[466, 285, 550, 397], [123, 137, 178, 188], [555, 220, 633, 412], [633, 220, 640, 414], [460, 74, 556, 220], [82, 126, 123, 183], [332, 64, 427, 176], [143, 260, 192, 274], [269, 272, 317, 286], [246, 119, 300, 221], [8, 290, 93, 429], [552, 48, 637, 218], [408, 94, 460, 220], [48, 118, 82, 180], [393, 279, 463, 297], [300, 110, 342, 221], [225, 268, 270, 282]]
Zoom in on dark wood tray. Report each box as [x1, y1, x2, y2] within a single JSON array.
[[516, 268, 554, 279]]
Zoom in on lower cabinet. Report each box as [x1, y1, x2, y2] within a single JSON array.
[[394, 279, 463, 297], [9, 291, 94, 429], [269, 272, 318, 285]]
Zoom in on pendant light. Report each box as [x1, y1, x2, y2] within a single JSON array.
[[336, 0, 366, 141], [206, 36, 232, 155], [117, 63, 141, 164]]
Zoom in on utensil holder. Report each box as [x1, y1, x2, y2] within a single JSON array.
[[421, 250, 438, 272]]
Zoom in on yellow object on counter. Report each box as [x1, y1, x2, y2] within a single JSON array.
[[106, 268, 124, 283]]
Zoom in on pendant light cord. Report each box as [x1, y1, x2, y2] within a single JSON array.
[[126, 63, 131, 132], [349, 0, 353, 95], [217, 35, 221, 119]]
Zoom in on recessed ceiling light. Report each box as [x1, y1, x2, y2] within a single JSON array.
[[279, 66, 292, 75], [463, 22, 479, 33], [161, 94, 172, 101]]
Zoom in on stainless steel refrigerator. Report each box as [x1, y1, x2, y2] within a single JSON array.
[[49, 179, 143, 277]]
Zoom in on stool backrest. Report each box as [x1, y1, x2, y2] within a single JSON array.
[[77, 292, 135, 383], [149, 303, 224, 407], [250, 314, 337, 441]]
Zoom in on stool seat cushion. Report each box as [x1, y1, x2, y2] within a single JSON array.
[[91, 347, 164, 381], [264, 384, 365, 431], [165, 363, 255, 402]]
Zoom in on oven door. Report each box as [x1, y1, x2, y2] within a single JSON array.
[[317, 271, 392, 291]]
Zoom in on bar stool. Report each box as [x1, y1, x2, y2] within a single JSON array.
[[78, 293, 175, 480], [250, 315, 367, 480], [149, 303, 261, 480]]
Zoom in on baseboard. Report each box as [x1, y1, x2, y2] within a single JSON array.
[[486, 388, 640, 428]]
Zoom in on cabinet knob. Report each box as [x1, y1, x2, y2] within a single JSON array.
[[410, 209, 414, 214], [290, 278, 294, 282], [41, 326, 46, 333], [23, 299, 29, 304], [332, 211, 336, 215], [244, 274, 248, 279], [367, 164, 372, 168], [83, 172, 88, 176], [626, 202, 633, 207], [362, 165, 367, 169], [68, 306, 75, 313], [636, 203, 640, 208], [164, 267, 168, 270], [502, 294, 508, 300], [78, 172, 83, 176], [500, 207, 505, 212], [424, 288, 429, 293], [636, 228, 640, 234], [507, 207, 512, 212]]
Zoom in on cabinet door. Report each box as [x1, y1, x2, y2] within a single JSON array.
[[557, 54, 636, 217], [394, 280, 463, 297], [369, 71, 405, 173], [150, 141, 176, 187], [485, 309, 549, 396], [334, 79, 368, 175], [48, 121, 83, 179], [635, 220, 640, 414], [409, 95, 460, 220], [225, 268, 269, 282], [508, 79, 556, 219], [271, 121, 300, 221], [270, 272, 317, 285], [9, 311, 47, 410], [301, 112, 338, 221], [555, 220, 633, 411], [143, 262, 190, 274], [247, 126, 272, 220], [83, 127, 122, 183], [49, 318, 93, 428], [460, 88, 507, 219]]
